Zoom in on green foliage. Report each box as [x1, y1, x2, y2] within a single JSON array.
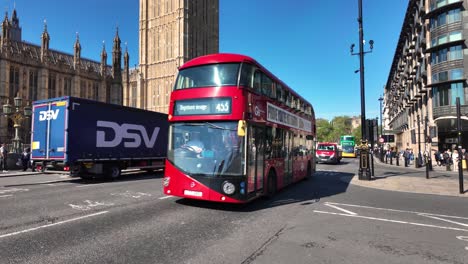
[[317, 116, 359, 143]]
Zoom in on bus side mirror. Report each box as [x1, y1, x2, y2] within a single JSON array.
[[237, 120, 246, 137], [306, 135, 314, 140]]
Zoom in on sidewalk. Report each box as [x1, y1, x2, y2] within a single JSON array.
[[346, 155, 468, 198], [0, 169, 39, 178]]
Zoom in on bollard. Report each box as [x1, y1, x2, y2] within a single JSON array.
[[396, 154, 399, 166]]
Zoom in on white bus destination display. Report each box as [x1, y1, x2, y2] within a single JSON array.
[[174, 98, 232, 115], [267, 102, 312, 132]]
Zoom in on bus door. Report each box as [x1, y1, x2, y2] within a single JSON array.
[[247, 125, 264, 195], [284, 131, 293, 184]]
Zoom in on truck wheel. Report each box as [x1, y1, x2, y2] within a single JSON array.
[[36, 162, 46, 173], [107, 165, 121, 179]]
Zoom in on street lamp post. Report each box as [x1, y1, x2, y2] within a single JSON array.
[[378, 96, 384, 162], [378, 96, 383, 137], [351, 0, 373, 180], [417, 115, 421, 168], [3, 96, 32, 154]]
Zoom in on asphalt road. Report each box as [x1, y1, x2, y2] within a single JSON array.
[[0, 161, 467, 264]]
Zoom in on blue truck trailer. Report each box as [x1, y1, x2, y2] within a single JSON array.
[[30, 96, 168, 179]]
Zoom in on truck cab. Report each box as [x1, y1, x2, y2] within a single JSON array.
[[316, 142, 342, 164]]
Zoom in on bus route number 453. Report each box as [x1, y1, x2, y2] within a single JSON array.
[[216, 102, 230, 113]]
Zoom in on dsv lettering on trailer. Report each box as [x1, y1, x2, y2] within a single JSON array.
[[39, 109, 60, 121], [96, 121, 160, 148]]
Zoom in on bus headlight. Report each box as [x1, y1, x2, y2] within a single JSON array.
[[222, 181, 236, 195]]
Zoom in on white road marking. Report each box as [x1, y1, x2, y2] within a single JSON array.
[[69, 200, 114, 211], [76, 183, 107, 188], [159, 195, 173, 200], [313, 210, 468, 232], [420, 214, 468, 227], [456, 236, 468, 251], [325, 202, 468, 220], [0, 211, 108, 239], [0, 194, 12, 198], [110, 191, 152, 199], [0, 188, 29, 194], [324, 202, 357, 215]]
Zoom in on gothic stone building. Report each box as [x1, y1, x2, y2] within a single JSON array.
[[123, 0, 219, 113], [0, 9, 128, 146]]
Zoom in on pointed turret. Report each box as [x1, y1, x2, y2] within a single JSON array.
[[9, 8, 21, 41], [101, 41, 107, 76], [112, 27, 122, 78], [124, 42, 129, 72], [110, 27, 123, 105], [40, 20, 50, 62], [1, 12, 10, 46], [74, 32, 81, 68]]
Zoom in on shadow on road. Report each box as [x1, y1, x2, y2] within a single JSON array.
[[3, 170, 164, 188], [175, 170, 355, 212]]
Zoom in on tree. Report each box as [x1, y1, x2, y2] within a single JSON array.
[[316, 116, 355, 143]]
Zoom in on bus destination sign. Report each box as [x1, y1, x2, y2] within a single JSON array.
[[174, 98, 232, 116]]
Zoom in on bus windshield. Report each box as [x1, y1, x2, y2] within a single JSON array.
[[174, 63, 240, 90], [167, 121, 245, 177]]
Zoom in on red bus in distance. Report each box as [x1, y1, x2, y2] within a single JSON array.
[[163, 53, 316, 203]]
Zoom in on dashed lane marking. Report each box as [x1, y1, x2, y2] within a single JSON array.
[[159, 195, 174, 200]]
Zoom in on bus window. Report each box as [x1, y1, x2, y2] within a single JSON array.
[[239, 63, 256, 88], [253, 70, 262, 93], [261, 74, 273, 98], [277, 84, 284, 102]]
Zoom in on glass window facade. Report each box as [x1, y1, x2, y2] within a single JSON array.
[[433, 82, 465, 106], [430, 8, 461, 29], [431, 31, 462, 48]]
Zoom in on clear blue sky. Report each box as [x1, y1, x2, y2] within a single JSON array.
[[10, 0, 408, 121]]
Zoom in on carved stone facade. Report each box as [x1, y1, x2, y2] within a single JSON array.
[[124, 0, 219, 113], [0, 9, 127, 145]]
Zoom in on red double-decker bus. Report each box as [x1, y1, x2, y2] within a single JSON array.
[[163, 53, 316, 203]]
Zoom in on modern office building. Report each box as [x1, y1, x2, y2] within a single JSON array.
[[124, 0, 219, 113], [384, 0, 468, 154], [0, 9, 126, 146]]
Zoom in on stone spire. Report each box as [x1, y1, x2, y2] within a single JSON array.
[[101, 40, 107, 76], [40, 19, 50, 62], [73, 32, 81, 68], [112, 27, 122, 78]]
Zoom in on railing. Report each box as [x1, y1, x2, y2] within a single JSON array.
[[433, 105, 468, 118]]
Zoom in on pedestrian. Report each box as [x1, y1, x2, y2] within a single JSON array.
[[404, 149, 410, 167], [434, 150, 441, 166], [453, 149, 459, 171], [21, 148, 31, 171], [0, 143, 8, 172], [464, 149, 468, 171], [409, 150, 414, 165]]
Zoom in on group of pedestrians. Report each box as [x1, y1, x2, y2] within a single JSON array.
[[0, 143, 31, 173], [434, 148, 468, 171]]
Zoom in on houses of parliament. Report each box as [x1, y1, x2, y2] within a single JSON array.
[[0, 0, 220, 148]]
